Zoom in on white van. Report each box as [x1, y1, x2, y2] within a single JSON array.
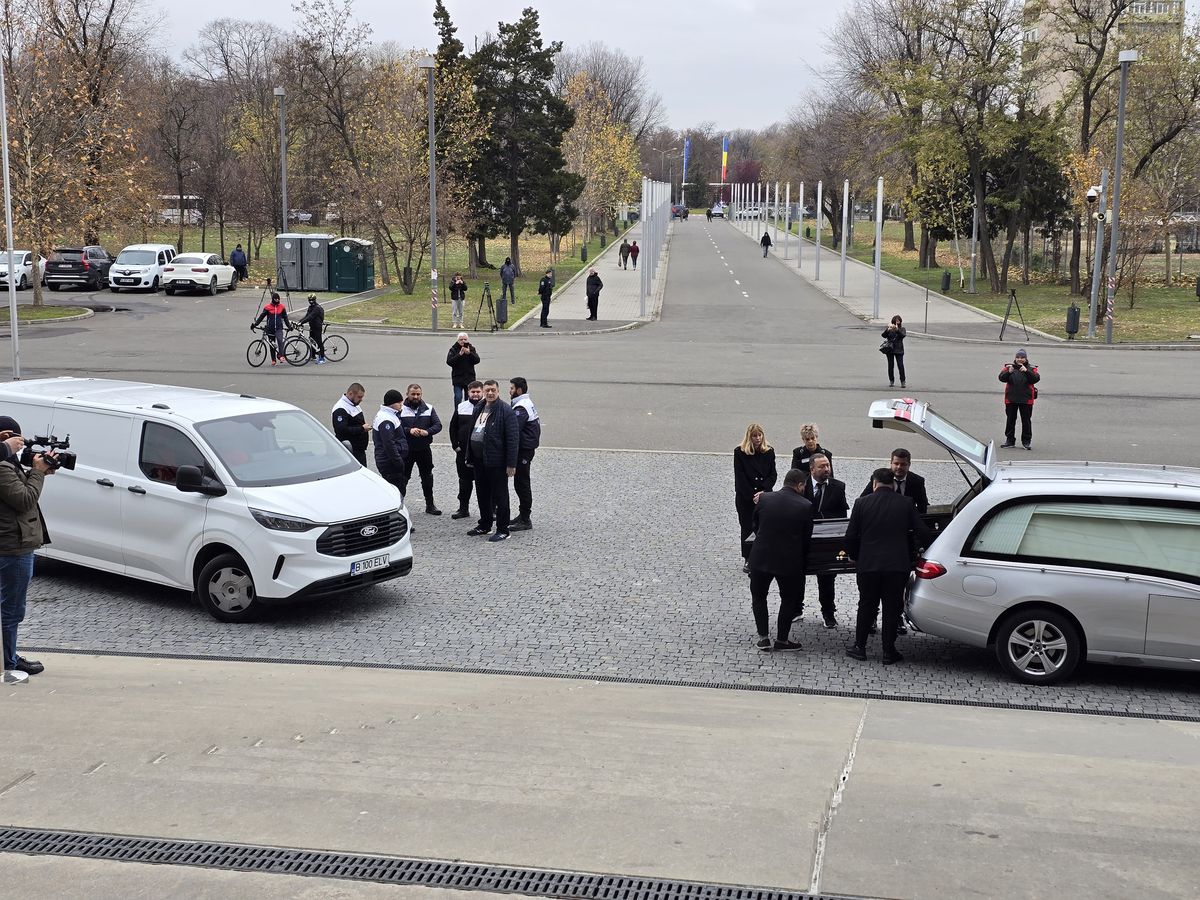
[[0, 378, 413, 621], [109, 243, 177, 292]]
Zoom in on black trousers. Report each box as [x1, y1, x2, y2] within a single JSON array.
[[514, 449, 535, 520], [749, 569, 804, 641], [474, 464, 511, 534], [540, 296, 551, 326], [816, 573, 837, 615], [854, 571, 909, 655], [401, 444, 435, 503], [454, 451, 474, 511], [587, 296, 598, 319], [308, 325, 326, 358], [735, 495, 756, 560], [1004, 403, 1033, 446], [501, 282, 515, 301], [887, 352, 906, 384]]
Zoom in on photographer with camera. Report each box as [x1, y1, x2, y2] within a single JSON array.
[[0, 416, 55, 678], [999, 349, 1040, 451]]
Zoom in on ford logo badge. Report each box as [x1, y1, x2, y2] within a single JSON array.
[[360, 525, 379, 537]]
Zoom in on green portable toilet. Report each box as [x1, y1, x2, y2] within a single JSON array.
[[329, 238, 375, 292]]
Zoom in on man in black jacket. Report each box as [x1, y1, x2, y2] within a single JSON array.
[[584, 269, 603, 320], [538, 269, 554, 328], [331, 382, 370, 466], [446, 332, 480, 406], [859, 448, 928, 514], [466, 380, 519, 542], [508, 377, 541, 531], [399, 383, 443, 515], [448, 381, 483, 519], [844, 467, 932, 664], [297, 294, 326, 364], [801, 453, 847, 629], [372, 389, 409, 497], [748, 468, 814, 652]]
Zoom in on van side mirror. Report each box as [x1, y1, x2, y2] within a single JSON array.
[[176, 465, 227, 497]]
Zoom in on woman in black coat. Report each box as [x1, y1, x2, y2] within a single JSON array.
[[882, 314, 906, 388], [585, 269, 603, 320], [734, 423, 778, 574]]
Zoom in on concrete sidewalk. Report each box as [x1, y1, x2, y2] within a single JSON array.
[[731, 217, 1060, 342], [2, 653, 1198, 898]]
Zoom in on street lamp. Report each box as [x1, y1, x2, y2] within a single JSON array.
[[651, 146, 678, 182], [1, 53, 23, 386], [1104, 49, 1137, 344], [274, 87, 287, 232], [418, 55, 438, 332]]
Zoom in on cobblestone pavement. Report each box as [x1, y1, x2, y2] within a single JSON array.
[[23, 449, 1200, 720]]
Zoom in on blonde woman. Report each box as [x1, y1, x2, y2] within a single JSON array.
[[790, 423, 834, 477], [734, 423, 778, 574]]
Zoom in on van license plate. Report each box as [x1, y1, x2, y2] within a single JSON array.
[[351, 554, 389, 576]]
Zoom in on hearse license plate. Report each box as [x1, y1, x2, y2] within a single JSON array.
[[351, 554, 389, 576]]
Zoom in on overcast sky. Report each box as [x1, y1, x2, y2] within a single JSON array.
[[160, 0, 850, 131]]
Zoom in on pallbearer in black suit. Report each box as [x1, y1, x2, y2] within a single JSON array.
[[748, 469, 814, 652], [844, 468, 932, 664], [859, 447, 928, 514], [733, 423, 778, 574], [800, 453, 848, 629]]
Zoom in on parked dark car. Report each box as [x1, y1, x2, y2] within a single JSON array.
[[671, 204, 689, 219], [45, 246, 114, 291]]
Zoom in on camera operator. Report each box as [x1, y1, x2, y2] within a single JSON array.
[[0, 416, 54, 677], [999, 349, 1040, 451]]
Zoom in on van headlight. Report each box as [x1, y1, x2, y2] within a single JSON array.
[[251, 508, 319, 532]]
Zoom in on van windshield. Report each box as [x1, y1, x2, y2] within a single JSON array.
[[195, 410, 359, 488], [116, 250, 157, 265]]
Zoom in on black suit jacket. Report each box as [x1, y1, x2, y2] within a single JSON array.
[[749, 488, 814, 577], [801, 477, 848, 520], [845, 487, 933, 572], [859, 470, 929, 514]]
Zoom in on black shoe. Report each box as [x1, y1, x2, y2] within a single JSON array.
[[900, 382, 906, 388], [540, 324, 552, 328], [755, 636, 772, 652], [742, 561, 750, 575], [14, 656, 43, 675], [845, 645, 867, 661], [773, 639, 803, 652], [882, 651, 905, 665], [425, 505, 442, 516], [1000, 442, 1016, 449], [896, 623, 908, 636], [822, 613, 837, 629], [487, 532, 509, 542], [467, 526, 490, 536], [508, 518, 532, 531], [1023, 444, 1032, 451], [451, 508, 471, 519]]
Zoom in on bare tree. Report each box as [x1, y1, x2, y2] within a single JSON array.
[[154, 61, 203, 252], [554, 42, 666, 144]]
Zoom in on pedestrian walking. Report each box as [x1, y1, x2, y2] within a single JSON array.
[[734, 423, 778, 575], [619, 239, 631, 270], [331, 382, 371, 466], [297, 294, 327, 364], [508, 376, 541, 531], [230, 243, 249, 281], [500, 257, 517, 304], [800, 453, 848, 629], [880, 314, 906, 388], [449, 273, 467, 329], [251, 291, 290, 366], [706, 208, 713, 222], [790, 423, 834, 477], [760, 230, 772, 257], [399, 383, 443, 515], [844, 467, 932, 665], [538, 268, 554, 328], [465, 380, 519, 542], [629, 241, 640, 270], [0, 416, 53, 679], [858, 448, 928, 514], [999, 348, 1040, 451], [446, 332, 480, 406], [585, 268, 603, 320], [449, 380, 483, 519], [372, 389, 409, 496], [747, 468, 814, 652]]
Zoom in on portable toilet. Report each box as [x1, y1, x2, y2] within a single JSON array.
[[300, 233, 333, 292], [329, 237, 375, 292], [275, 233, 305, 292]]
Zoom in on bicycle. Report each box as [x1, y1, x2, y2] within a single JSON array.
[[284, 324, 350, 366], [246, 325, 297, 368]]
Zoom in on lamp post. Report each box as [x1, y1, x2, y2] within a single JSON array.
[[1, 54, 22, 384], [274, 87, 287, 232], [839, 179, 849, 297], [418, 56, 438, 332], [651, 146, 678, 182], [1105, 49, 1138, 344], [1087, 171, 1108, 340]]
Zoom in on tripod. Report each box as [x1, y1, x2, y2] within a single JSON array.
[[998, 289, 1030, 342], [474, 281, 499, 332]]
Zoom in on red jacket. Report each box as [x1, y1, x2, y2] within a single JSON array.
[[999, 363, 1039, 405]]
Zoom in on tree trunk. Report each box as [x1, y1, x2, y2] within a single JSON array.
[[476, 235, 489, 268], [373, 225, 391, 285], [1068, 217, 1081, 294], [509, 231, 521, 277], [467, 236, 478, 279], [218, 215, 226, 260], [999, 221, 1019, 294], [1022, 222, 1031, 285], [903, 219, 916, 252], [176, 172, 186, 253], [928, 238, 938, 269], [1164, 229, 1173, 286], [918, 225, 930, 268]]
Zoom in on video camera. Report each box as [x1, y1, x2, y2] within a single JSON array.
[[18, 434, 77, 471]]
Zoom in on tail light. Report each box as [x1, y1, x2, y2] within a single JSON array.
[[191, 267, 209, 273], [163, 266, 174, 272], [914, 558, 946, 579], [81, 258, 90, 271]]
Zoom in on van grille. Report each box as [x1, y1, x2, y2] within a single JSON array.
[[316, 512, 407, 557]]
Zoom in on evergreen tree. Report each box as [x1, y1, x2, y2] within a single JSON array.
[[685, 168, 710, 209]]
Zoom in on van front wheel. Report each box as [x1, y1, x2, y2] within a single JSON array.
[[196, 552, 260, 622]]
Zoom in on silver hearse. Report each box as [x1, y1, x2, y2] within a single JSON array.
[[866, 398, 1200, 685]]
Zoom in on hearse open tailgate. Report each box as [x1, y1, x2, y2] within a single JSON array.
[[867, 397, 996, 483]]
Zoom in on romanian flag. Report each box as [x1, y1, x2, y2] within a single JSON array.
[[721, 137, 729, 184]]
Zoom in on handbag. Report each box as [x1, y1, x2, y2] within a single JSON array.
[[879, 339, 894, 354]]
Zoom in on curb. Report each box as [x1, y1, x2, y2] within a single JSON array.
[[0, 307, 95, 329], [332, 320, 645, 337]]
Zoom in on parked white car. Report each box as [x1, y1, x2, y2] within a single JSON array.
[[161, 252, 239, 295], [734, 206, 762, 220], [0, 377, 414, 622], [109, 243, 177, 293], [0, 250, 46, 290]]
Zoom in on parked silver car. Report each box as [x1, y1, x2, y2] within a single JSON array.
[[868, 398, 1200, 685]]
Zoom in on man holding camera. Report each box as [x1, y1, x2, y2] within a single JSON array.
[[0, 416, 53, 678]]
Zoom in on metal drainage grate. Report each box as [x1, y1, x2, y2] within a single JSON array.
[[0, 827, 875, 900]]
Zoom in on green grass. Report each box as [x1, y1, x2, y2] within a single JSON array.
[[8, 306, 89, 321], [787, 220, 1200, 342]]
